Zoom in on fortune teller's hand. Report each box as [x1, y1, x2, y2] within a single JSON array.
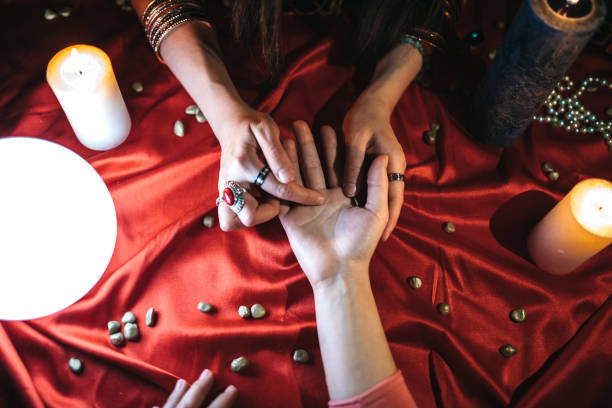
[[279, 121, 390, 288], [155, 370, 237, 408], [216, 109, 326, 231], [342, 95, 406, 241]]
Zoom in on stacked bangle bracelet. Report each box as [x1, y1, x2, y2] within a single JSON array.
[[142, 0, 212, 62]]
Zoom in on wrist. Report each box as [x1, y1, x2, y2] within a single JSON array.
[[312, 263, 371, 298]]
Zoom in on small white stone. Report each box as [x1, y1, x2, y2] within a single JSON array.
[[146, 307, 156, 327], [195, 111, 207, 123], [250, 304, 266, 319], [115, 0, 126, 5], [238, 305, 250, 318], [202, 215, 215, 228], [121, 4, 133, 12], [107, 321, 121, 334], [131, 81, 143, 93], [292, 349, 310, 364], [69, 357, 83, 374], [44, 9, 58, 20], [59, 6, 72, 17], [174, 120, 185, 137], [198, 302, 212, 313], [121, 311, 137, 324], [185, 104, 199, 115], [110, 332, 124, 346], [124, 323, 139, 341], [231, 356, 250, 373]]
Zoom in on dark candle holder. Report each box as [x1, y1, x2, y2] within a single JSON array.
[[466, 0, 606, 147]]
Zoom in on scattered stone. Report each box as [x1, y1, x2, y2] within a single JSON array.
[[230, 356, 250, 373], [488, 50, 497, 60], [292, 349, 310, 364], [606, 107, 612, 117], [146, 307, 157, 327], [69, 357, 83, 374], [510, 308, 526, 323], [198, 302, 212, 313], [547, 171, 560, 181], [44, 9, 58, 20], [121, 311, 136, 324], [407, 276, 422, 290], [202, 215, 215, 228], [442, 221, 456, 234], [174, 120, 185, 137], [195, 111, 207, 123], [131, 81, 143, 93], [495, 20, 505, 29], [238, 305, 250, 318], [499, 344, 517, 358], [110, 332, 125, 346], [115, 0, 126, 5], [124, 323, 139, 341], [541, 161, 554, 173], [121, 4, 133, 11], [59, 6, 72, 17], [423, 130, 437, 145], [107, 320, 121, 334], [250, 304, 266, 319], [185, 104, 199, 115], [437, 302, 450, 316]]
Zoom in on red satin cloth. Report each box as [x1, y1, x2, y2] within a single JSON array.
[[1, 1, 611, 407]]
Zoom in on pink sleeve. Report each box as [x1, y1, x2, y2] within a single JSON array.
[[328, 371, 417, 408]]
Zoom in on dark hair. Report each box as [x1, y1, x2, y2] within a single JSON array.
[[230, 0, 454, 78]]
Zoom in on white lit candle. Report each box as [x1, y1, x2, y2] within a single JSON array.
[[528, 178, 612, 274], [46, 45, 131, 150]]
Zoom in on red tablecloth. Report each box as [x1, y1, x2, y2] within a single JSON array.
[[1, 1, 611, 407]]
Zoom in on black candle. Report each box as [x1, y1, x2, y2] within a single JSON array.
[[466, 0, 606, 147]]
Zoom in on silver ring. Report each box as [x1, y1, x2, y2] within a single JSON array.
[[254, 165, 271, 187], [388, 173, 405, 182], [218, 181, 247, 213]]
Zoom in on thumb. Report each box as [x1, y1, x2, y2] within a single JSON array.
[[365, 155, 389, 218]]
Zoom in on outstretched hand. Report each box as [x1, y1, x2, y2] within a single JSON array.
[[279, 121, 390, 288]]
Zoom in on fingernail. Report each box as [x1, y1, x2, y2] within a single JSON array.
[[345, 183, 356, 197], [199, 369, 211, 380], [225, 385, 237, 393], [175, 379, 186, 392], [317, 194, 326, 204], [279, 168, 294, 183]]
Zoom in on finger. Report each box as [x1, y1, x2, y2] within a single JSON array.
[[235, 192, 280, 227], [343, 134, 368, 197], [176, 370, 214, 408], [208, 385, 238, 408], [282, 138, 302, 186], [365, 155, 390, 219], [218, 204, 245, 231], [250, 119, 296, 183], [163, 379, 188, 408], [293, 121, 326, 190], [382, 184, 404, 241], [320, 126, 339, 188]]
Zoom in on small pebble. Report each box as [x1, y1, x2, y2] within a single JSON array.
[[541, 161, 554, 173], [121, 311, 136, 324], [407, 276, 422, 290], [250, 304, 266, 319], [499, 344, 517, 358], [146, 307, 157, 327], [430, 122, 440, 132], [69, 357, 83, 374], [121, 4, 133, 11], [510, 308, 526, 323], [198, 302, 212, 313], [107, 320, 121, 334], [124, 323, 139, 341], [238, 305, 250, 318], [292, 349, 310, 364], [202, 215, 215, 228], [547, 171, 560, 181], [442, 221, 456, 234], [115, 0, 126, 5], [174, 120, 185, 137], [44, 9, 58, 20], [437, 302, 450, 315], [606, 107, 612, 117], [195, 110, 207, 123], [110, 332, 125, 346], [423, 130, 437, 145], [488, 50, 497, 60], [495, 20, 505, 29], [131, 81, 143, 93], [59, 6, 72, 17], [185, 104, 200, 115], [231, 356, 250, 373]]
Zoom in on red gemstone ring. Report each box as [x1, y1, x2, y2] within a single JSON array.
[[217, 181, 247, 213]]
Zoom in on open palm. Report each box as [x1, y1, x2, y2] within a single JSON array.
[[279, 121, 390, 287]]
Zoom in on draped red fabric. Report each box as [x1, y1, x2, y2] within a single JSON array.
[[1, 1, 611, 407]]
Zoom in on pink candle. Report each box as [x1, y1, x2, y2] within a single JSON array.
[[528, 178, 612, 274]]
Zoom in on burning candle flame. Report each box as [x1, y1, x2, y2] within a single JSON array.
[[566, 0, 580, 5]]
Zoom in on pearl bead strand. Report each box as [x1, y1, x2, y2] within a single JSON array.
[[533, 75, 612, 152]]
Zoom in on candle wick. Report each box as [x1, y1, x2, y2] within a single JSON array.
[[599, 206, 603, 211], [78, 70, 83, 76]]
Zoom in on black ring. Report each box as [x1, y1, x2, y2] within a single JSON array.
[[388, 173, 405, 182], [254, 165, 271, 186]]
